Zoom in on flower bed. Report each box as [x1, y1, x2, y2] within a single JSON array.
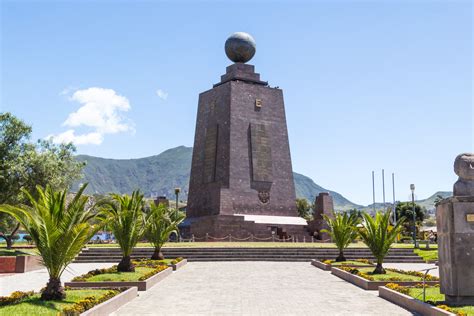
[[311, 259, 374, 271], [331, 267, 439, 290], [380, 283, 473, 316], [0, 287, 136, 315], [169, 257, 187, 270], [65, 261, 172, 291], [132, 257, 187, 271], [0, 255, 42, 273]]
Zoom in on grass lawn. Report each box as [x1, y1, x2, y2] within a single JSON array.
[[0, 289, 111, 316], [408, 287, 474, 315], [329, 260, 373, 266], [0, 249, 36, 256], [357, 268, 424, 281], [86, 241, 426, 249], [86, 267, 155, 282], [414, 248, 438, 262]]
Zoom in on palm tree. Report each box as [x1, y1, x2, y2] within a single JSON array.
[[322, 212, 359, 262], [0, 184, 102, 300], [145, 203, 185, 260], [102, 191, 146, 272], [358, 210, 405, 274]]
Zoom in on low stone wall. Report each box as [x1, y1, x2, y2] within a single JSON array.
[[331, 267, 439, 291], [65, 267, 173, 291], [379, 286, 455, 316], [170, 259, 187, 271], [311, 260, 374, 271], [81, 287, 138, 316], [0, 255, 42, 273], [311, 260, 331, 271]]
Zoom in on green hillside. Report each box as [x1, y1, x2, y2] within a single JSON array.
[[74, 146, 360, 210], [417, 191, 452, 210]]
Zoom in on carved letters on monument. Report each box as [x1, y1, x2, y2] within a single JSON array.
[[203, 124, 218, 183], [249, 123, 273, 183]]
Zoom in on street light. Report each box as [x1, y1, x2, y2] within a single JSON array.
[[410, 184, 417, 248], [174, 187, 181, 212], [174, 187, 181, 243]]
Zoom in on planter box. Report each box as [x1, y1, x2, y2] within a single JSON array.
[[65, 267, 172, 291], [331, 267, 439, 291], [81, 287, 137, 316], [311, 260, 373, 271], [379, 286, 455, 316], [169, 259, 187, 271], [0, 255, 42, 273]]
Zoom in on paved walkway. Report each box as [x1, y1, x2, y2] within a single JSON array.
[[0, 262, 114, 296], [113, 262, 414, 316]]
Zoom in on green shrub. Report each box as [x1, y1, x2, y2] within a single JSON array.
[[0, 291, 35, 306], [61, 290, 120, 315]]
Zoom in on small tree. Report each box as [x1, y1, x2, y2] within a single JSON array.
[[0, 184, 102, 300], [358, 210, 405, 274], [296, 198, 312, 220], [0, 112, 84, 249], [395, 202, 425, 236], [322, 212, 359, 262], [103, 191, 146, 272], [145, 203, 185, 260]]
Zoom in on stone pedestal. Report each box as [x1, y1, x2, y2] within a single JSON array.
[[436, 196, 474, 305], [308, 193, 334, 240]]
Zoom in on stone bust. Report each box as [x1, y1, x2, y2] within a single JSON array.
[[453, 153, 474, 196]]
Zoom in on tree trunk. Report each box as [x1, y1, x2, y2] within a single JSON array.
[[4, 223, 20, 250], [373, 262, 386, 274], [151, 247, 164, 260], [335, 250, 346, 262], [117, 255, 135, 272], [5, 237, 13, 250], [41, 277, 66, 300]]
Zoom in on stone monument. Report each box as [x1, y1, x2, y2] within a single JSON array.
[[436, 153, 474, 305], [308, 193, 334, 240], [186, 32, 307, 238]]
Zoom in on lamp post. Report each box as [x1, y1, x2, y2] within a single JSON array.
[[174, 187, 181, 243], [410, 184, 417, 247], [174, 187, 181, 212]]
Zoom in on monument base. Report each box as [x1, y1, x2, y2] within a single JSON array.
[[436, 196, 474, 303], [187, 215, 308, 240], [445, 295, 474, 306]]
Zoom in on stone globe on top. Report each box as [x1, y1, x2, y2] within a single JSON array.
[[225, 32, 256, 63]]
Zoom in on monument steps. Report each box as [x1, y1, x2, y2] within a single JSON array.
[[74, 247, 425, 263]]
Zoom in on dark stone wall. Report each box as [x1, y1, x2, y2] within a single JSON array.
[[187, 64, 298, 226]]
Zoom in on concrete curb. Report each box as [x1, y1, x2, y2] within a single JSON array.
[[65, 267, 173, 291], [170, 259, 187, 271], [379, 286, 455, 316], [331, 267, 439, 291], [311, 259, 374, 271], [81, 287, 138, 316]]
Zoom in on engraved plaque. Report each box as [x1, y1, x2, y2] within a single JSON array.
[[250, 123, 273, 182], [467, 214, 474, 222], [203, 124, 218, 183]]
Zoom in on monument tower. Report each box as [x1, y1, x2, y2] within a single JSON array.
[[187, 32, 307, 238]]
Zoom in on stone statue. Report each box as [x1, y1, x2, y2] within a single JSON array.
[[453, 153, 474, 196], [437, 152, 474, 305]]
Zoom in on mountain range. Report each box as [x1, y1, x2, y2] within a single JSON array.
[[74, 146, 450, 211]]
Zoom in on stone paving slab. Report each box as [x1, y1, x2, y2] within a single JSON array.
[[112, 262, 414, 315], [0, 262, 114, 296]]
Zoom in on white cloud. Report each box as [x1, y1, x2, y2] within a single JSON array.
[[48, 130, 103, 145], [156, 89, 168, 100], [49, 87, 133, 146]]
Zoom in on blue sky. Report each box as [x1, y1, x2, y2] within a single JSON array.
[[1, 1, 472, 205]]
